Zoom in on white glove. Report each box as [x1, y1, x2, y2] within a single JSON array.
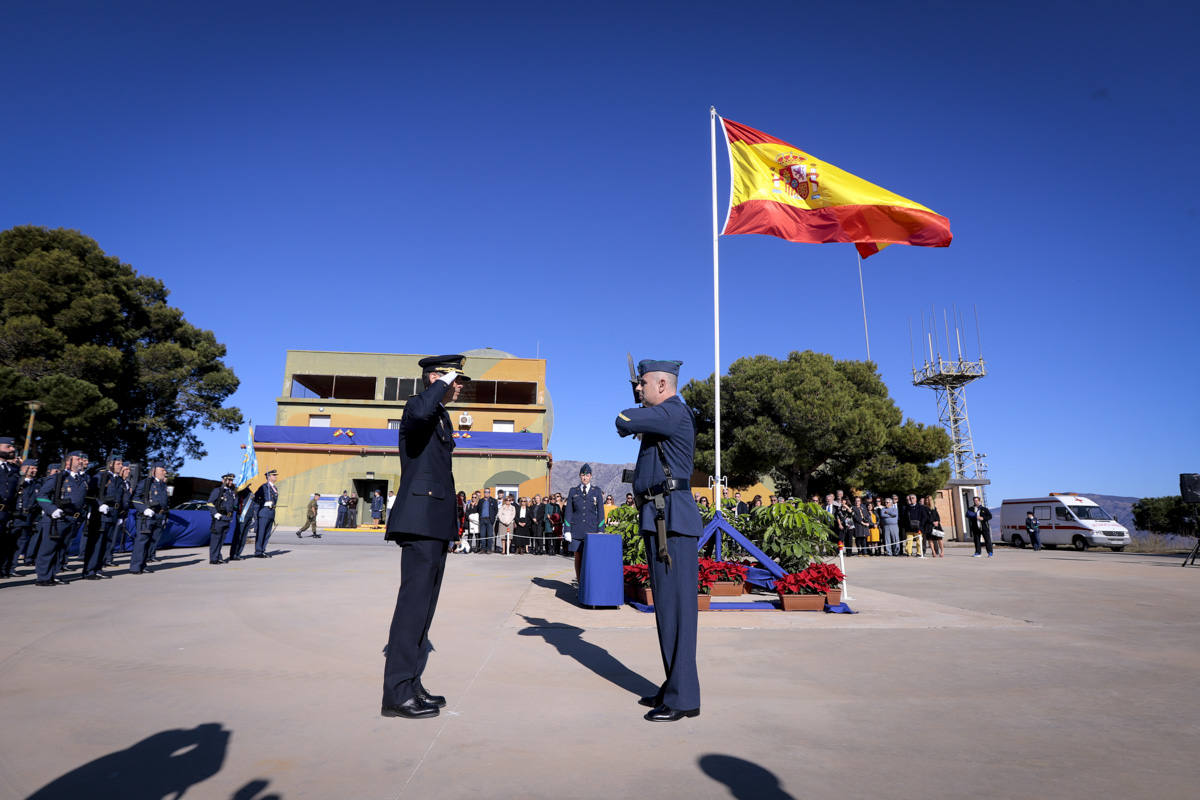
[[265, 501, 274, 508], [563, 530, 572, 542], [213, 512, 222, 520], [99, 504, 110, 514], [143, 508, 154, 517], [438, 370, 458, 385], [52, 509, 63, 519]]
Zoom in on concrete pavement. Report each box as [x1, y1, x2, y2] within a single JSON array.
[[1, 533, 1197, 799]]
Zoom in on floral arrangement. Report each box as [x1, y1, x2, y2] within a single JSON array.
[[622, 563, 651, 588], [803, 561, 844, 589], [699, 558, 749, 584], [697, 561, 719, 595]]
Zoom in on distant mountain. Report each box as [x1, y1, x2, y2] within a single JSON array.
[[552, 459, 634, 500]]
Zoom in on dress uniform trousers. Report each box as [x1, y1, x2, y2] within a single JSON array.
[[382, 534, 449, 706], [643, 532, 701, 711], [209, 516, 230, 562], [11, 514, 36, 572], [228, 517, 247, 559], [254, 509, 275, 555], [81, 513, 111, 576], [37, 516, 81, 582], [0, 511, 13, 577], [129, 516, 164, 573], [103, 515, 128, 565]]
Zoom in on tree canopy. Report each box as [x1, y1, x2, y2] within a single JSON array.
[[0, 225, 242, 467], [681, 351, 951, 499], [1132, 495, 1198, 537]]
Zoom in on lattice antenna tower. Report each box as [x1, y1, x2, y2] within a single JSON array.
[[910, 305, 987, 481]]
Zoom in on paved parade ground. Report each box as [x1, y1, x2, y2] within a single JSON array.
[[1, 532, 1197, 800]]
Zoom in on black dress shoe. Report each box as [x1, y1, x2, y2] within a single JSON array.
[[644, 705, 700, 722], [228, 556, 240, 561], [312, 533, 321, 538], [210, 559, 223, 565], [638, 695, 663, 708], [254, 553, 267, 558], [381, 698, 439, 719], [83, 574, 103, 580], [415, 682, 446, 708], [36, 580, 56, 587], [296, 532, 302, 538]]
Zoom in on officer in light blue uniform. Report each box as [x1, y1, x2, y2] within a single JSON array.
[[564, 463, 605, 581], [129, 463, 170, 574], [616, 359, 703, 721], [35, 451, 91, 585]]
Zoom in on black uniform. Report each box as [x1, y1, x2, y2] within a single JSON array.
[[382, 369, 461, 710], [83, 468, 122, 577], [616, 387, 704, 714], [0, 459, 19, 578], [208, 484, 238, 563], [9, 470, 41, 574], [36, 469, 90, 583], [253, 479, 279, 556], [102, 471, 131, 565], [129, 475, 169, 573]]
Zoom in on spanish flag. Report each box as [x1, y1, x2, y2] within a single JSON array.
[[721, 117, 952, 258]]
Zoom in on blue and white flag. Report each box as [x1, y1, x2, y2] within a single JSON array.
[[238, 421, 258, 490]]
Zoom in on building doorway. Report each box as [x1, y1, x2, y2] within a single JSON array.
[[353, 478, 389, 526]]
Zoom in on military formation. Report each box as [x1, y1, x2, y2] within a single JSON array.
[[0, 435, 291, 586]]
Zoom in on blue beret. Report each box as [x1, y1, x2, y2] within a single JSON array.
[[579, 463, 592, 475], [66, 450, 87, 459], [21, 459, 37, 467], [637, 359, 682, 377], [0, 436, 15, 446]]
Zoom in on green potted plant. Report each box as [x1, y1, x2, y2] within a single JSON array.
[[772, 570, 827, 611]]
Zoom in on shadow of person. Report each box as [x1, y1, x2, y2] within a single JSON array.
[[232, 778, 282, 800], [27, 722, 231, 800], [530, 576, 580, 605], [517, 614, 658, 698], [698, 754, 796, 800]]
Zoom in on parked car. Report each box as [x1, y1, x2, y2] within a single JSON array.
[[172, 499, 211, 511], [1000, 493, 1130, 551]]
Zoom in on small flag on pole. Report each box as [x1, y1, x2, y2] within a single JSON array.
[[238, 421, 258, 490], [720, 117, 951, 258]]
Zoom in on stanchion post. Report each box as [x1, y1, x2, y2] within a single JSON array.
[[838, 542, 854, 602]]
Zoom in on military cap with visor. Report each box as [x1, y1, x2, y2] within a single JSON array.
[[418, 354, 471, 382]]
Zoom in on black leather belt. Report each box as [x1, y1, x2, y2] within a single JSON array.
[[640, 478, 690, 499]]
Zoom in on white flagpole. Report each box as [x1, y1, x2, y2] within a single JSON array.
[[710, 107, 722, 493], [857, 252, 871, 361]]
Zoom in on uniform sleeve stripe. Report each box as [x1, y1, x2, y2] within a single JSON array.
[[618, 413, 631, 421]]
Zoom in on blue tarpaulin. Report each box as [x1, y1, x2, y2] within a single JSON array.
[[254, 425, 543, 451]]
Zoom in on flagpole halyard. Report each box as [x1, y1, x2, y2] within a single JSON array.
[[710, 106, 722, 494], [857, 252, 871, 361]]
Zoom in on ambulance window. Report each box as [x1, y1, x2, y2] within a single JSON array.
[[1055, 507, 1072, 521], [1034, 506, 1050, 521]]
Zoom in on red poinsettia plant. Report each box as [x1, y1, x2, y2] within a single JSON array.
[[803, 561, 844, 589], [699, 558, 749, 584], [697, 561, 720, 595], [623, 564, 651, 588], [773, 570, 827, 595]]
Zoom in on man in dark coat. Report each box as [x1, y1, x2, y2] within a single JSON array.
[[381, 354, 470, 720], [476, 487, 497, 554], [37, 451, 92, 585], [208, 473, 238, 564], [904, 494, 930, 558], [967, 496, 994, 557], [129, 463, 170, 574], [253, 470, 280, 558], [616, 359, 704, 722], [0, 437, 20, 578], [80, 455, 123, 579], [8, 459, 40, 575], [564, 463, 605, 581]]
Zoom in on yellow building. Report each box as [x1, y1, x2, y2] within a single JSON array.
[[253, 348, 553, 526]]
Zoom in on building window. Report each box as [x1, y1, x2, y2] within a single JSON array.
[[309, 415, 331, 427], [383, 377, 422, 402], [291, 374, 377, 400], [456, 380, 538, 405], [492, 420, 515, 433], [387, 419, 402, 430]]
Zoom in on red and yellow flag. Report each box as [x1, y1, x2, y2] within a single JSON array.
[[721, 118, 951, 258]]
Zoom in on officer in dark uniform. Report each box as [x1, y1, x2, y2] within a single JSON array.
[[616, 359, 704, 721], [208, 473, 238, 564], [0, 437, 20, 578], [253, 469, 280, 557], [381, 354, 470, 719], [564, 463, 605, 581], [103, 463, 132, 566], [8, 459, 40, 575], [82, 455, 124, 579], [129, 463, 170, 574], [35, 451, 91, 586]]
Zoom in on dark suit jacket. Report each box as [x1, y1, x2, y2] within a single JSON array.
[[386, 378, 457, 541]]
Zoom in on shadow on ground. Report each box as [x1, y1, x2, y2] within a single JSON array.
[[698, 754, 797, 800], [517, 614, 658, 698], [530, 576, 580, 606]]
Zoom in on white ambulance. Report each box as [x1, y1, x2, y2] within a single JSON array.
[[999, 494, 1131, 551]]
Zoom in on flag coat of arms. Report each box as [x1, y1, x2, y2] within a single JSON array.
[[238, 422, 258, 490], [720, 117, 952, 257]]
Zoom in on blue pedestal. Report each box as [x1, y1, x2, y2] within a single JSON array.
[[579, 533, 623, 607]]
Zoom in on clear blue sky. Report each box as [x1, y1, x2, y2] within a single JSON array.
[[3, 0, 1197, 502]]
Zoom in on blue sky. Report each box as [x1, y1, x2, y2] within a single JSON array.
[[3, 0, 1197, 502]]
